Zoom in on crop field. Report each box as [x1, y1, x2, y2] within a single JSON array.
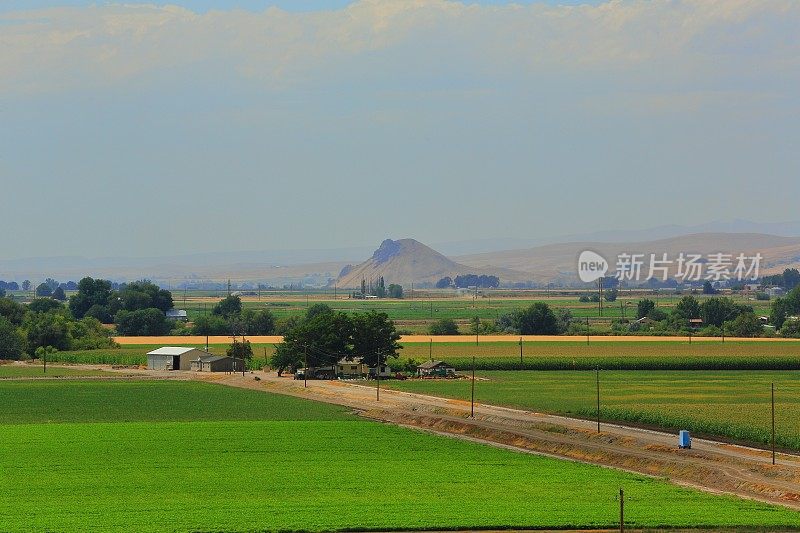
[[384, 370, 800, 450], [177, 292, 772, 325], [45, 339, 800, 371], [1, 380, 799, 531], [0, 365, 111, 378]]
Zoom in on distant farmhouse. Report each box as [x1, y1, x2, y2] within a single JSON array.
[[166, 309, 188, 321]]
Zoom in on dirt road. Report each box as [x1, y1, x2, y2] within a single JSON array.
[[113, 334, 800, 344]]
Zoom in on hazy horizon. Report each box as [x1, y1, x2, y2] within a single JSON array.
[[4, 0, 799, 261]]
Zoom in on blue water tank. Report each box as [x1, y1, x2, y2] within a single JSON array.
[[679, 430, 691, 449]]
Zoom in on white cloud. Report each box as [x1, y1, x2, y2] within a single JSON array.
[[1, 0, 798, 96]]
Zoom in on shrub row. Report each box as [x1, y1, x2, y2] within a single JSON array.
[[442, 356, 800, 371]]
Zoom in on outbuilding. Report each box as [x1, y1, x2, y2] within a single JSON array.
[[191, 355, 243, 373], [417, 360, 456, 378], [147, 347, 209, 371], [166, 309, 188, 321], [336, 357, 368, 378]]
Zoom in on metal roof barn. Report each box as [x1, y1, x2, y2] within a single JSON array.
[[147, 347, 209, 371]]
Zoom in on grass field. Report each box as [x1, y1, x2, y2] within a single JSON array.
[[1, 379, 799, 531], [0, 365, 111, 378], [176, 292, 773, 329], [383, 370, 800, 450], [43, 339, 800, 371]]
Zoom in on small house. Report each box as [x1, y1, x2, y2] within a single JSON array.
[[295, 366, 336, 380], [191, 355, 243, 373], [688, 318, 704, 329], [336, 357, 368, 378], [147, 347, 209, 371], [417, 360, 456, 378], [368, 364, 392, 378], [166, 309, 189, 321]]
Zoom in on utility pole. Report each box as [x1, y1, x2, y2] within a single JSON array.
[[772, 382, 776, 465], [519, 337, 523, 364], [304, 345, 308, 389], [619, 488, 624, 533], [43, 350, 47, 374], [596, 367, 601, 433], [471, 355, 475, 418], [429, 338, 432, 361], [376, 351, 381, 402], [586, 316, 590, 346]]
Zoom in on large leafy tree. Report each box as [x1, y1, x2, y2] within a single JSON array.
[[29, 298, 64, 314], [118, 281, 173, 313], [25, 312, 71, 353], [673, 296, 701, 321], [637, 299, 656, 319], [516, 302, 562, 335], [0, 317, 26, 359], [701, 297, 751, 328], [114, 308, 171, 336], [35, 283, 52, 298], [429, 318, 459, 335], [69, 277, 115, 320], [0, 298, 27, 327], [351, 311, 401, 367], [212, 295, 242, 318]]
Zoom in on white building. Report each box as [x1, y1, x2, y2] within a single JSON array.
[[147, 347, 209, 371]]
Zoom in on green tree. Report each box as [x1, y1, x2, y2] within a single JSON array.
[[725, 313, 763, 338], [0, 298, 27, 327], [248, 309, 276, 335], [604, 288, 618, 302], [387, 284, 403, 299], [673, 296, 701, 321], [227, 338, 254, 362], [191, 314, 230, 335], [351, 311, 401, 367], [780, 319, 800, 338], [0, 317, 25, 359], [35, 283, 53, 298], [25, 312, 70, 354], [69, 277, 114, 320], [0, 287, 5, 299], [212, 295, 242, 318], [517, 303, 561, 335], [52, 286, 67, 301], [637, 299, 656, 319], [118, 281, 173, 313], [114, 308, 171, 336], [701, 297, 750, 328], [21, 280, 31, 291], [271, 306, 353, 375], [28, 298, 64, 314], [428, 318, 459, 335], [702, 280, 717, 295]]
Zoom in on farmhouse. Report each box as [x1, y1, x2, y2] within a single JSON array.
[[369, 364, 393, 378], [336, 357, 368, 378], [417, 360, 456, 378], [191, 355, 243, 373], [147, 347, 209, 371]]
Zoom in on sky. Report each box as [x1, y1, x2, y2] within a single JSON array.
[[2, 0, 799, 260]]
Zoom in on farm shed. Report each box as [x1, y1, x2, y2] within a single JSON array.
[[191, 355, 243, 373], [336, 357, 368, 378], [417, 360, 456, 378], [147, 347, 208, 371], [166, 309, 188, 321]]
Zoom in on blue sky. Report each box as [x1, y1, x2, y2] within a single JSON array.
[[2, 1, 798, 259]]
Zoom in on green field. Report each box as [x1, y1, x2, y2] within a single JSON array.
[[178, 292, 772, 328], [0, 364, 111, 378], [44, 339, 800, 371], [1, 380, 799, 530], [384, 370, 800, 449]]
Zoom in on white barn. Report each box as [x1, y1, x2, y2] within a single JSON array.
[[147, 347, 209, 371]]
